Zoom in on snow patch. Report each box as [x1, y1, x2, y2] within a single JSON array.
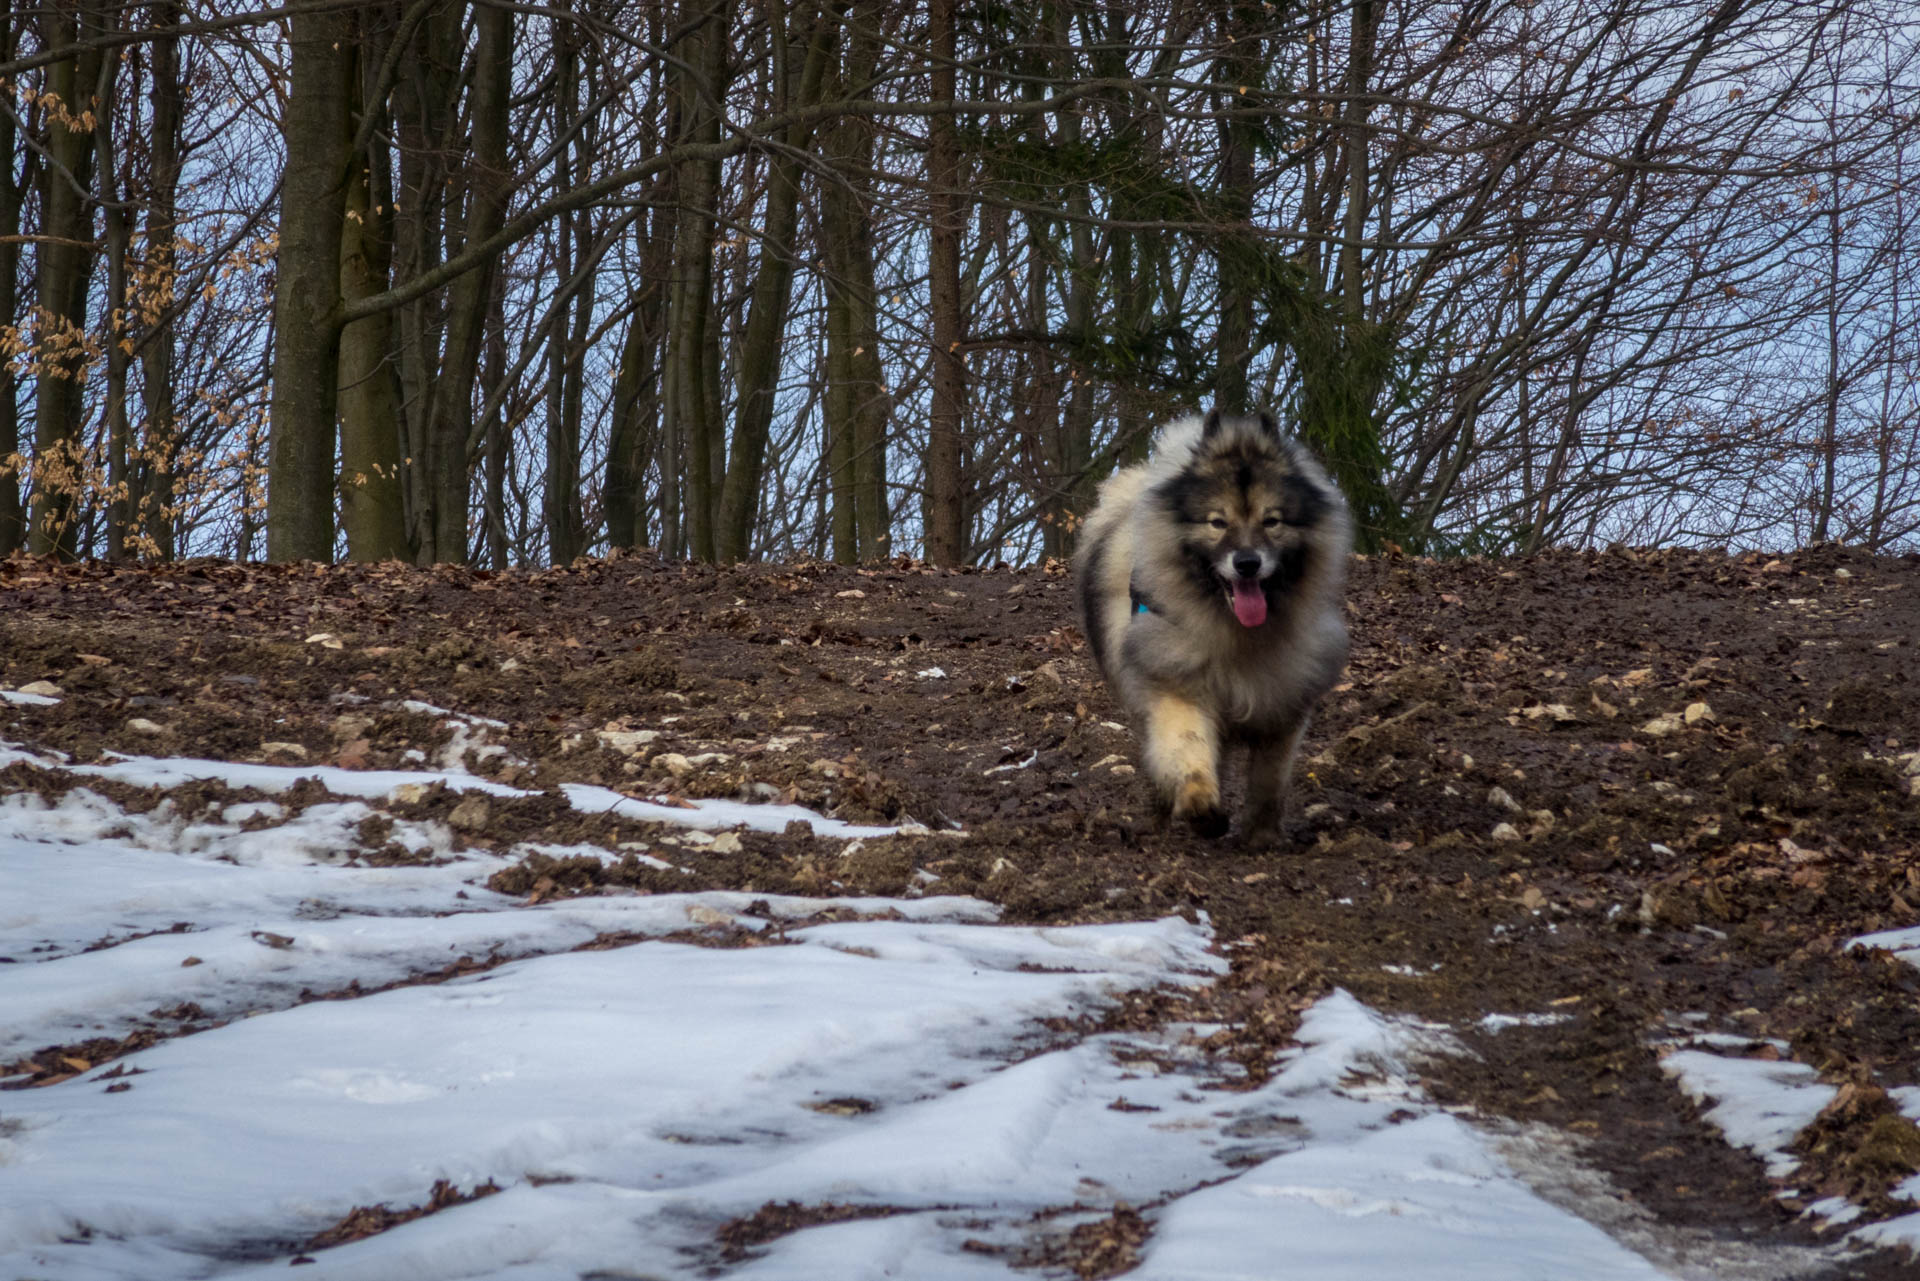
[[1660, 1050, 1835, 1178]]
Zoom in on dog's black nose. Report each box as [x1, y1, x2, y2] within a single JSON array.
[[1232, 551, 1263, 579]]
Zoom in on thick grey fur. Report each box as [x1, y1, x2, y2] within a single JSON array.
[[1074, 410, 1352, 840]]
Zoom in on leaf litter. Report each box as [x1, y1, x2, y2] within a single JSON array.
[[2, 544, 1920, 1277]]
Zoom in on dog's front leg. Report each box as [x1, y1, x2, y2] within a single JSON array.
[[1142, 691, 1227, 837], [1244, 718, 1310, 845]]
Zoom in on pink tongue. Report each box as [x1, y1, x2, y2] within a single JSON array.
[[1230, 579, 1268, 627]]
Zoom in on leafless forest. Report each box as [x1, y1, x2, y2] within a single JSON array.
[[2, 0, 1917, 567]]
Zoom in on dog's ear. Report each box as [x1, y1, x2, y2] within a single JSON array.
[[1201, 408, 1223, 438], [1256, 410, 1280, 439]]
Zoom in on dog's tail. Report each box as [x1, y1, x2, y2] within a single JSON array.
[[1075, 466, 1149, 677]]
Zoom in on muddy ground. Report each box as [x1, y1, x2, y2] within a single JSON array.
[[3, 544, 1919, 1276]]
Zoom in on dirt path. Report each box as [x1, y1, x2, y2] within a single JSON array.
[[4, 545, 1918, 1275]]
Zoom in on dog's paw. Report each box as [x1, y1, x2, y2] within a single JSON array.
[[1172, 772, 1219, 812], [1243, 802, 1286, 847], [1184, 806, 1231, 839], [1240, 820, 1285, 851]]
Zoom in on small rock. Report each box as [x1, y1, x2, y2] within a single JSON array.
[[261, 741, 309, 761], [76, 653, 111, 666], [447, 794, 491, 832], [654, 752, 695, 777], [305, 632, 344, 650], [1835, 567, 1853, 579], [1683, 701, 1716, 725], [251, 931, 295, 950], [1110, 764, 1135, 777], [1639, 713, 1685, 737], [19, 680, 63, 697], [1092, 754, 1129, 770], [388, 782, 431, 805], [809, 758, 845, 778], [597, 729, 662, 755], [1488, 786, 1524, 813], [329, 713, 375, 742], [336, 738, 373, 769], [834, 589, 866, 599], [686, 904, 733, 926], [1491, 822, 1522, 842], [127, 717, 166, 735], [708, 832, 744, 854]]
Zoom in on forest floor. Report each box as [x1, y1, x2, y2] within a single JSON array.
[[4, 544, 1920, 1278]]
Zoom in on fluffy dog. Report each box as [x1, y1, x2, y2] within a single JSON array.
[[1075, 408, 1351, 841]]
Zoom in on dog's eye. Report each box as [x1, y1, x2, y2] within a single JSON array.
[[1207, 517, 1228, 531], [1262, 515, 1282, 529]]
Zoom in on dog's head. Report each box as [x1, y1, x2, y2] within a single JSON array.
[[1153, 409, 1340, 628]]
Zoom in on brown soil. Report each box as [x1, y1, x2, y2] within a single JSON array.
[[714, 1200, 920, 1265], [297, 1178, 502, 1256], [4, 544, 1920, 1274]]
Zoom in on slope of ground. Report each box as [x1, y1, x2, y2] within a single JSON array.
[[3, 544, 1919, 1276]]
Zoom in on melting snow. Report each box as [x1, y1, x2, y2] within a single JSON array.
[[1660, 1050, 1837, 1179], [0, 730, 1903, 1276]]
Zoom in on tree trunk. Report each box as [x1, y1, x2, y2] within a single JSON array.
[[392, 0, 462, 562], [1212, 4, 1258, 414], [1339, 0, 1373, 321], [1049, 9, 1095, 557], [824, 274, 857, 562], [923, 0, 966, 564], [481, 267, 510, 567], [0, 7, 33, 554], [418, 0, 510, 565], [606, 208, 668, 552], [266, 5, 353, 562], [137, 0, 182, 560], [543, 16, 582, 565], [97, 36, 132, 560], [848, 271, 890, 560], [604, 311, 658, 552], [716, 0, 836, 562], [28, 5, 103, 558], [1813, 166, 1843, 544], [337, 31, 409, 561], [665, 0, 728, 560]]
